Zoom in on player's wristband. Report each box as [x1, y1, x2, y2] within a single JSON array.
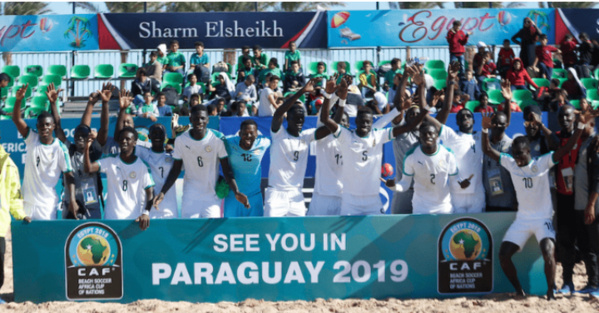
[[330, 93, 339, 104], [578, 122, 585, 130], [323, 92, 332, 100], [481, 128, 488, 134], [142, 210, 149, 216], [338, 99, 346, 108]]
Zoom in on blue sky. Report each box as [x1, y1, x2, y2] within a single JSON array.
[[46, 1, 551, 14]]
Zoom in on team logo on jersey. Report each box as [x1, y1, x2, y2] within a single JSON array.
[[438, 217, 493, 294], [65, 222, 123, 300], [205, 146, 212, 152], [129, 171, 137, 179], [165, 157, 173, 163], [534, 145, 540, 151], [531, 165, 538, 173], [437, 160, 445, 168]]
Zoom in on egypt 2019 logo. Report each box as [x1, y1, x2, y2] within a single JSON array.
[[65, 222, 123, 300]]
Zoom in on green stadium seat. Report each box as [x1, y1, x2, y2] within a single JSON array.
[[163, 72, 183, 85], [592, 100, 599, 109], [425, 59, 445, 71], [465, 100, 480, 112], [42, 74, 62, 87], [331, 61, 351, 76], [355, 60, 373, 74], [2, 96, 22, 114], [12, 84, 32, 99], [488, 89, 505, 105], [552, 68, 567, 79], [70, 65, 90, 79], [18, 75, 38, 88], [482, 77, 500, 92], [428, 69, 447, 81], [308, 61, 327, 76], [512, 89, 533, 103], [160, 83, 182, 94], [47, 65, 67, 78], [433, 79, 446, 90], [24, 96, 49, 118], [24, 65, 43, 78], [2, 65, 20, 79], [532, 78, 550, 88], [581, 78, 598, 90], [552, 58, 562, 69], [378, 60, 391, 68], [284, 91, 306, 103], [594, 68, 599, 80], [519, 99, 537, 110], [557, 78, 567, 88], [588, 89, 599, 101], [118, 63, 138, 78], [94, 64, 114, 79], [570, 99, 581, 109]]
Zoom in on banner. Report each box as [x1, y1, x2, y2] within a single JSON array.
[[555, 8, 599, 44], [12, 214, 548, 303], [0, 14, 98, 52], [327, 9, 554, 47], [98, 12, 327, 50]]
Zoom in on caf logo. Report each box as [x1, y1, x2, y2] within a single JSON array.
[[438, 217, 493, 294], [65, 222, 123, 300]]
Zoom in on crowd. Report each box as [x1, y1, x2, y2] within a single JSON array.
[[0, 15, 598, 301]]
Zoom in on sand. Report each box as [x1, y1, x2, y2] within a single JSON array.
[[1, 231, 598, 313]]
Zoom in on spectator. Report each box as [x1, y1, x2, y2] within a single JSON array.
[[0, 73, 9, 89], [189, 41, 210, 71], [236, 56, 254, 84], [449, 89, 467, 113], [562, 67, 586, 100], [476, 51, 498, 88], [511, 17, 542, 68], [207, 104, 218, 116], [578, 32, 594, 78], [472, 41, 488, 74], [549, 89, 571, 112], [475, 93, 494, 113], [560, 34, 578, 70], [143, 51, 163, 82], [258, 75, 280, 116], [371, 91, 389, 115], [498, 39, 515, 78], [227, 100, 250, 117], [155, 92, 172, 117], [137, 92, 158, 122], [446, 20, 471, 76], [213, 97, 227, 115], [182, 73, 204, 103], [384, 58, 402, 91], [284, 60, 306, 93], [156, 43, 169, 71], [359, 60, 378, 98], [591, 39, 599, 73], [284, 41, 301, 72], [461, 70, 481, 100], [234, 75, 257, 103], [131, 68, 160, 107], [335, 62, 350, 84], [166, 40, 185, 77], [189, 94, 201, 107], [506, 58, 538, 90], [259, 58, 283, 87], [533, 34, 560, 79], [522, 104, 551, 157], [237, 45, 252, 68], [207, 72, 235, 102], [252, 45, 268, 78]]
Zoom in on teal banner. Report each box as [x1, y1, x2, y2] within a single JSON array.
[[12, 213, 547, 303]]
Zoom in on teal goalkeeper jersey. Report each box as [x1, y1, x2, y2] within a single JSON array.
[[224, 135, 271, 195]]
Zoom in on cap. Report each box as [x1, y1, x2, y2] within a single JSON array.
[[157, 43, 167, 54], [477, 41, 487, 49]]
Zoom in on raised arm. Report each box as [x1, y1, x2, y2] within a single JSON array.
[[97, 83, 112, 146], [436, 62, 460, 125], [500, 79, 513, 126], [220, 157, 249, 208], [114, 89, 132, 140], [272, 77, 321, 133], [319, 78, 341, 134], [530, 111, 554, 149], [83, 133, 101, 173], [46, 83, 67, 143], [481, 112, 501, 162], [11, 84, 29, 138]]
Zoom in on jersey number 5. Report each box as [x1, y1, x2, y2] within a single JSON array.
[[362, 151, 368, 161]]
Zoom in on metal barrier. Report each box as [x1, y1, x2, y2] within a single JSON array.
[[4, 45, 522, 99]]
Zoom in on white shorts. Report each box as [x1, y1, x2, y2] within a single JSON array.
[[264, 188, 307, 217], [25, 204, 57, 220], [452, 193, 486, 214], [308, 192, 341, 216], [503, 218, 556, 249], [181, 194, 221, 218], [340, 194, 384, 216]]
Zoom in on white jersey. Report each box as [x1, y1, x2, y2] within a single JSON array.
[[334, 126, 394, 197], [313, 135, 343, 196], [500, 152, 556, 220], [173, 129, 228, 200], [98, 155, 154, 220], [22, 130, 72, 220], [439, 126, 483, 194], [136, 147, 177, 218], [258, 87, 275, 117], [268, 127, 317, 190], [402, 145, 458, 214]]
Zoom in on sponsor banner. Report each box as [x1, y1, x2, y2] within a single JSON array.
[[98, 12, 327, 50], [327, 9, 554, 47], [555, 9, 599, 44], [12, 214, 547, 303], [0, 14, 98, 52]]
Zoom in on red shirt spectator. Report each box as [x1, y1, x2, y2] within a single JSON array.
[[498, 47, 515, 67], [447, 29, 469, 56], [535, 45, 558, 68], [475, 105, 494, 113], [560, 38, 577, 66], [480, 62, 497, 77], [506, 58, 538, 88]]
